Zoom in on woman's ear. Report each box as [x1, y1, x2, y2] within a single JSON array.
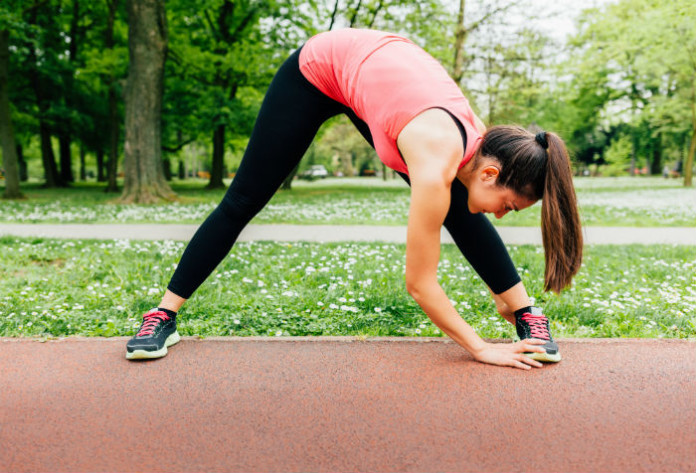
[[480, 165, 500, 182]]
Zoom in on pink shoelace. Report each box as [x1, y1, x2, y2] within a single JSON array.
[[137, 310, 170, 337], [520, 313, 550, 340]]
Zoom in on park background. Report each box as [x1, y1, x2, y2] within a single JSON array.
[[0, 0, 694, 340]]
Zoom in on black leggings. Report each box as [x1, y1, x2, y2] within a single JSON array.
[[167, 48, 521, 300]]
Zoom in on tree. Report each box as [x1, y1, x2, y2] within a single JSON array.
[[564, 0, 696, 183], [120, 0, 174, 203], [0, 24, 24, 199], [23, 1, 65, 188], [450, 0, 520, 85], [166, 0, 283, 190]]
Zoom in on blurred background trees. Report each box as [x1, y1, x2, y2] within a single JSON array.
[[0, 0, 694, 201]]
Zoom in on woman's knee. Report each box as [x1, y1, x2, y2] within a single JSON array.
[[218, 187, 265, 223]]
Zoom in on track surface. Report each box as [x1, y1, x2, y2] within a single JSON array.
[[2, 337, 695, 472]]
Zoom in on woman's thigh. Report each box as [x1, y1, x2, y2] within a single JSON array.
[[221, 48, 345, 219]]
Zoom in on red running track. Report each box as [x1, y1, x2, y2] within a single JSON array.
[[1, 337, 694, 472]]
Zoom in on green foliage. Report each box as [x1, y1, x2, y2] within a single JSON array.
[[4, 0, 694, 184], [562, 0, 696, 175], [603, 134, 633, 176]]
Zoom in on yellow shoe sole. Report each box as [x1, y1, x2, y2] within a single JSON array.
[[527, 350, 562, 363], [126, 331, 181, 360]]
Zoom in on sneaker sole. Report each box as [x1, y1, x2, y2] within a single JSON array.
[[126, 331, 181, 360], [526, 351, 562, 363]]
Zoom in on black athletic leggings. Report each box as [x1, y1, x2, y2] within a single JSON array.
[[167, 47, 521, 300]]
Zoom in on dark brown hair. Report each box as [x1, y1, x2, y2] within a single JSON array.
[[478, 125, 583, 293]]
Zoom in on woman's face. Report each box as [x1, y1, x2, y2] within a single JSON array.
[[465, 164, 537, 218]]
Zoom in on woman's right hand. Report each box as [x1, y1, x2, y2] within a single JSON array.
[[472, 339, 547, 370]]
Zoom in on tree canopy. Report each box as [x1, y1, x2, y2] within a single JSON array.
[[1, 0, 694, 202]]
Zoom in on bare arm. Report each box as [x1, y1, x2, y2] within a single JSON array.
[[398, 109, 544, 369], [398, 110, 488, 355]]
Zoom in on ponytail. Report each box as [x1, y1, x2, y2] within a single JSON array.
[[479, 126, 583, 293], [540, 132, 583, 293]]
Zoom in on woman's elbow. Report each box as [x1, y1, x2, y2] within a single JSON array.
[[405, 275, 435, 302]]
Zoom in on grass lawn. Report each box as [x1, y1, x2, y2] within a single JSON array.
[[1, 176, 694, 226], [2, 236, 694, 340]]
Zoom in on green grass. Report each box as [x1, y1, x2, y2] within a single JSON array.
[[1, 176, 694, 226], [2, 236, 694, 339]]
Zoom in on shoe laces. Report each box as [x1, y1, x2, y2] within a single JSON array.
[[137, 310, 170, 337], [520, 313, 550, 340]]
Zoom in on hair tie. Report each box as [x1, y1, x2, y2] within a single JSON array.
[[535, 131, 549, 150]]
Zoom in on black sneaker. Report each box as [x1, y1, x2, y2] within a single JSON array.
[[514, 306, 561, 362], [126, 308, 180, 360]]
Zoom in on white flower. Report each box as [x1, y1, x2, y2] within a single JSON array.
[[233, 319, 241, 325], [374, 307, 382, 313]]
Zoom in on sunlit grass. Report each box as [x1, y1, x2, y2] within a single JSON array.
[[1, 177, 694, 226], [2, 236, 694, 339]]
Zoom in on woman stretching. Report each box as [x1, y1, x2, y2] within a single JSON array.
[[126, 29, 583, 369]]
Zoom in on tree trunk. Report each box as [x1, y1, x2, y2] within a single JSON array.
[[366, 0, 384, 28], [39, 122, 61, 187], [451, 0, 467, 84], [328, 0, 340, 30], [650, 133, 662, 176], [208, 82, 237, 190], [58, 134, 74, 183], [0, 29, 24, 199], [349, 0, 363, 27], [96, 147, 106, 182], [207, 123, 226, 189], [685, 124, 694, 187], [630, 132, 637, 176], [105, 84, 120, 192], [163, 156, 172, 180], [26, 3, 63, 187], [685, 86, 695, 187], [79, 143, 86, 180], [105, 0, 120, 193], [281, 164, 299, 190], [57, 0, 81, 185], [17, 144, 28, 181], [28, 34, 63, 187], [120, 0, 175, 203], [178, 159, 185, 179]]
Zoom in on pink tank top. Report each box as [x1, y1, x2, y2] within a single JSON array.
[[299, 29, 482, 176]]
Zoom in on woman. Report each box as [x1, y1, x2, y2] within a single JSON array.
[[126, 29, 583, 370]]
